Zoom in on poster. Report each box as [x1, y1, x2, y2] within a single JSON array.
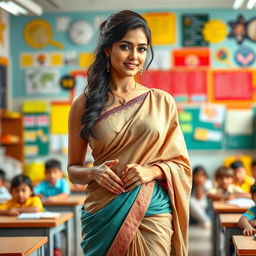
[[182, 14, 209, 47]]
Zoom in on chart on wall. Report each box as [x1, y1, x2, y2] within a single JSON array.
[[182, 14, 209, 47]]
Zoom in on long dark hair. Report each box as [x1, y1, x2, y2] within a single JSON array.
[[80, 10, 154, 140], [10, 174, 34, 196]]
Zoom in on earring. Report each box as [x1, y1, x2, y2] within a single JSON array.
[[106, 58, 110, 72], [140, 68, 144, 75]]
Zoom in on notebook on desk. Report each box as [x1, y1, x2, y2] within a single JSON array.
[[226, 198, 255, 208], [17, 212, 60, 219]]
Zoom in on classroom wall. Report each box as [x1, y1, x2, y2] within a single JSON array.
[[8, 8, 256, 177]]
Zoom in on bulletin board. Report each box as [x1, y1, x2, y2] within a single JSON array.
[[178, 107, 224, 150], [0, 57, 8, 109], [208, 69, 256, 108], [139, 69, 207, 102]]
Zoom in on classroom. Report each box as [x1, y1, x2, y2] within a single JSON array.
[[1, 0, 256, 255]]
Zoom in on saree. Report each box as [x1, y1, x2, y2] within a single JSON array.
[[81, 88, 192, 256]]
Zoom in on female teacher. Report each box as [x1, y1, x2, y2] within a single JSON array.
[[67, 10, 192, 256]]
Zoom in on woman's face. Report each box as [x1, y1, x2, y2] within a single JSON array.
[[105, 28, 148, 79], [11, 183, 32, 204]]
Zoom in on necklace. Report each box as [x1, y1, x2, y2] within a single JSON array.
[[109, 82, 137, 106]]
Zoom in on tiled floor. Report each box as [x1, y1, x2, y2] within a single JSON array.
[[189, 224, 212, 256]]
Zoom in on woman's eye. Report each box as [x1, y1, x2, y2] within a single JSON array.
[[120, 44, 129, 50], [138, 47, 147, 53]]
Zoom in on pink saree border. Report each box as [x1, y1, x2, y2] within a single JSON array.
[[98, 91, 150, 123], [106, 181, 155, 256]]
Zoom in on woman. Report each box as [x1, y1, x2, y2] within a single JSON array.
[[67, 10, 191, 256]]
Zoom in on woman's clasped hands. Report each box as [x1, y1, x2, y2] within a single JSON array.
[[93, 159, 156, 194]]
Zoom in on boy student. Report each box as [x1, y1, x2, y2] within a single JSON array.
[[0, 169, 12, 201], [34, 159, 70, 256], [34, 159, 70, 202], [238, 183, 256, 236], [230, 160, 254, 194], [207, 166, 246, 201]]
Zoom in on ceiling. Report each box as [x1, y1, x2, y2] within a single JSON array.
[[33, 0, 240, 12]]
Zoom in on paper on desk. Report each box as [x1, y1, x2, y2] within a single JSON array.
[[226, 198, 255, 208], [17, 212, 60, 219]]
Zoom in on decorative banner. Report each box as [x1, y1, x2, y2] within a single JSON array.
[[202, 19, 228, 43], [143, 12, 176, 45], [172, 48, 210, 68], [20, 52, 63, 68], [23, 19, 64, 49], [228, 15, 247, 44], [215, 48, 232, 67], [246, 17, 256, 42], [182, 14, 209, 47], [60, 75, 76, 90], [234, 46, 255, 67]]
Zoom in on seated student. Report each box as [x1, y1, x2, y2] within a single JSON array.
[[190, 165, 212, 229], [230, 160, 254, 194], [251, 159, 256, 180], [207, 166, 247, 201], [238, 183, 256, 236], [34, 159, 70, 256], [34, 159, 70, 201], [0, 174, 43, 216], [0, 169, 11, 201]]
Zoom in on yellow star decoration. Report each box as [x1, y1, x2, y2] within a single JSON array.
[[202, 19, 228, 44], [0, 19, 6, 45]]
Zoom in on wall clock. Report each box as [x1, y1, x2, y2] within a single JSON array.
[[68, 20, 93, 45]]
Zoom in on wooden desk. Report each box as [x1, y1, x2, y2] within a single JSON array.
[[0, 212, 73, 256], [43, 195, 84, 256], [212, 201, 249, 256], [0, 236, 48, 256], [233, 235, 256, 256], [219, 213, 243, 256]]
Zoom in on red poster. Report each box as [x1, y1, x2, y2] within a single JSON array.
[[139, 70, 207, 101]]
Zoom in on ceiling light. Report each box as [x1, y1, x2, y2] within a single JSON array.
[[233, 0, 244, 9], [0, 1, 19, 15], [247, 0, 256, 9], [0, 0, 43, 15]]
